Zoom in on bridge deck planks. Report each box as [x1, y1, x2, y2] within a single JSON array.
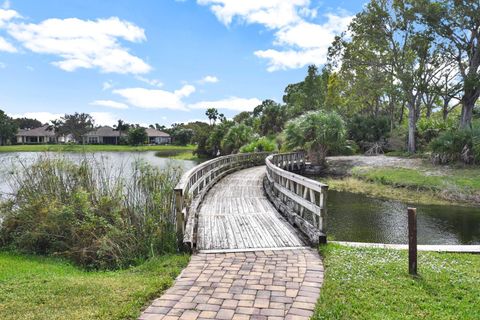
[[196, 166, 304, 250]]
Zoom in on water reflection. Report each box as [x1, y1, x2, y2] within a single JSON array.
[[327, 190, 480, 245], [0, 151, 199, 199]]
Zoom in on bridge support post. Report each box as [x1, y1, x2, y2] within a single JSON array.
[[174, 189, 185, 251]]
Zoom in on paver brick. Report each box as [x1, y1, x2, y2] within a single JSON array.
[[138, 249, 323, 320]]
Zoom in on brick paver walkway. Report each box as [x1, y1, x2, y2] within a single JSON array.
[[139, 248, 323, 320]]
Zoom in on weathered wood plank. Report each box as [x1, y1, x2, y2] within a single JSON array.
[[196, 166, 304, 250]]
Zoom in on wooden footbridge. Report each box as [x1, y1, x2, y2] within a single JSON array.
[[174, 151, 329, 251], [139, 152, 328, 320]]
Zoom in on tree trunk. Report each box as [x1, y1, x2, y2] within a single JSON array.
[[442, 98, 450, 121], [459, 89, 479, 128], [407, 101, 416, 153]]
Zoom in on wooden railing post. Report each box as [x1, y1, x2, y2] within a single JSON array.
[[174, 189, 185, 250]]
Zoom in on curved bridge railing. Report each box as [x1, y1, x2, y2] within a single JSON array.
[[264, 152, 328, 245], [174, 152, 272, 249]]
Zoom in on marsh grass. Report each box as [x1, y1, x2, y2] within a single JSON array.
[[0, 154, 183, 269]]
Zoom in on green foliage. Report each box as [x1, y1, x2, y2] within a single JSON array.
[[283, 65, 329, 117], [0, 109, 18, 146], [430, 122, 480, 164], [239, 137, 276, 153], [171, 128, 194, 146], [221, 123, 255, 154], [257, 100, 287, 136], [57, 113, 94, 142], [347, 114, 390, 151], [12, 117, 43, 130], [314, 244, 480, 320], [203, 121, 234, 156], [127, 126, 147, 146], [0, 156, 182, 269], [0, 252, 188, 320], [416, 116, 457, 147], [284, 110, 346, 165]]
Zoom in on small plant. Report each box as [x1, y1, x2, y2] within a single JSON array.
[[239, 137, 277, 153], [284, 110, 346, 166], [430, 122, 480, 165]]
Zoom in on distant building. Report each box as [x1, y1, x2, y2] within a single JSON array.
[[82, 126, 121, 145], [16, 125, 57, 144], [146, 128, 171, 144]]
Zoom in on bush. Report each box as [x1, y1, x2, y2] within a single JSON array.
[[347, 114, 390, 151], [417, 117, 456, 148], [430, 122, 480, 165], [239, 137, 277, 153], [221, 124, 255, 154], [334, 139, 360, 156], [0, 156, 182, 269], [127, 127, 147, 145], [284, 110, 346, 166], [172, 128, 194, 146]]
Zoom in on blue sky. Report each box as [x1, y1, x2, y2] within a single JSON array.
[[0, 0, 364, 127]]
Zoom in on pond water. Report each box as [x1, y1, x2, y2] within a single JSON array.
[[327, 190, 480, 245], [0, 151, 199, 198]]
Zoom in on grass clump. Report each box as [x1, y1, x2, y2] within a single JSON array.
[[314, 244, 480, 320], [0, 251, 189, 320], [0, 155, 182, 269]]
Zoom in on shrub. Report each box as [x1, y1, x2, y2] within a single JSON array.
[[172, 128, 194, 146], [284, 110, 346, 166], [430, 122, 480, 165], [347, 114, 390, 151], [221, 124, 255, 154], [239, 137, 277, 153], [127, 127, 147, 145], [417, 117, 456, 148], [0, 155, 182, 269]]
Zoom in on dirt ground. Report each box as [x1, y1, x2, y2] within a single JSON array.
[[325, 155, 423, 176]]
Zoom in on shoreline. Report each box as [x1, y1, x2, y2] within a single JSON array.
[[319, 155, 480, 207]]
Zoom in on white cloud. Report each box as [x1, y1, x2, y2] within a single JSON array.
[[90, 100, 129, 109], [9, 112, 62, 124], [8, 16, 151, 74], [0, 8, 19, 52], [0, 35, 15, 52], [199, 75, 219, 84], [0, 8, 19, 27], [9, 111, 118, 126], [113, 84, 195, 111], [198, 1, 353, 71], [102, 81, 113, 91], [197, 0, 308, 29], [188, 97, 261, 111], [135, 75, 163, 87], [90, 112, 118, 126]]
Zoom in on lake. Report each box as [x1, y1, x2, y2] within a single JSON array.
[[2, 155, 479, 245], [0, 151, 199, 199], [327, 190, 480, 245]]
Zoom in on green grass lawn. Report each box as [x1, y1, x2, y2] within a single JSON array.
[[353, 167, 480, 192], [0, 252, 189, 320], [0, 144, 196, 153], [314, 244, 480, 320]]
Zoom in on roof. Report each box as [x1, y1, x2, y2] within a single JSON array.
[[16, 125, 56, 137], [84, 126, 120, 137], [145, 128, 170, 137]]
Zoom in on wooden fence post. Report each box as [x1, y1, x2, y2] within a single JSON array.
[[408, 207, 417, 276], [175, 189, 185, 250]]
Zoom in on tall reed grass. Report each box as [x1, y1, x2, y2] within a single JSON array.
[[0, 155, 182, 269]]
